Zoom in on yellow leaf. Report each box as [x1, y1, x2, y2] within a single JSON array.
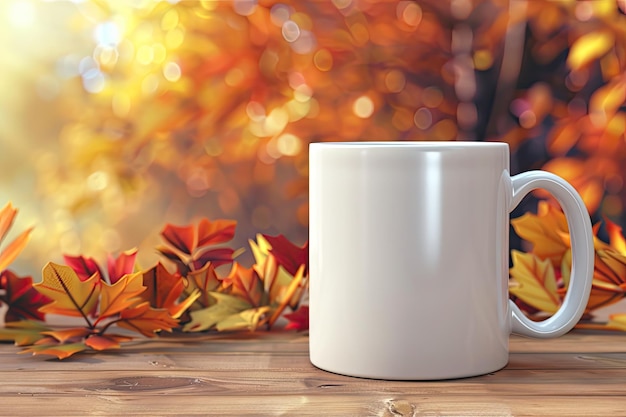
[[606, 314, 626, 331], [0, 202, 17, 245], [249, 234, 271, 267], [511, 201, 569, 266], [509, 250, 561, 314], [0, 227, 33, 272], [183, 292, 251, 332], [97, 272, 145, 321], [606, 220, 626, 256], [36, 263, 101, 318], [567, 31, 614, 70]]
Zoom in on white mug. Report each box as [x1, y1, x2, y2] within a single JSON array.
[[308, 141, 593, 380]]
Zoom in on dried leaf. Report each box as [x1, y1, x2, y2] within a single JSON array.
[[140, 262, 200, 318], [0, 270, 50, 322], [215, 306, 270, 331], [85, 334, 132, 351], [192, 247, 235, 269], [225, 263, 265, 307], [284, 305, 309, 331], [509, 250, 561, 314], [0, 202, 17, 246], [63, 254, 102, 282], [511, 201, 569, 266], [184, 292, 251, 332], [263, 235, 309, 276], [43, 328, 90, 343], [197, 218, 236, 246], [36, 263, 101, 319], [0, 321, 50, 346], [567, 31, 614, 70], [117, 302, 179, 337], [161, 223, 196, 255], [106, 248, 138, 284], [21, 339, 88, 359], [0, 227, 33, 272], [96, 272, 145, 322], [186, 262, 224, 308]]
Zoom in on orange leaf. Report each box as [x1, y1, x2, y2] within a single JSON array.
[[0, 227, 33, 272], [509, 250, 561, 314], [35, 263, 101, 319], [268, 264, 306, 327], [0, 202, 17, 246], [197, 218, 236, 246], [511, 201, 569, 266], [106, 248, 138, 284], [43, 328, 90, 343], [161, 223, 196, 254], [225, 263, 264, 307], [117, 302, 179, 337], [606, 219, 626, 256], [21, 339, 88, 359], [141, 263, 200, 318], [96, 272, 145, 322], [85, 334, 132, 351], [186, 263, 224, 308]]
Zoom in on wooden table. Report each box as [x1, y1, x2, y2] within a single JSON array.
[[1, 331, 626, 416]]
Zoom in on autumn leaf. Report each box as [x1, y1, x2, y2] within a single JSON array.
[[184, 292, 252, 332], [117, 302, 179, 337], [185, 262, 225, 309], [140, 263, 200, 319], [284, 305, 309, 331], [263, 234, 309, 276], [225, 263, 265, 307], [511, 201, 570, 266], [606, 314, 626, 331], [197, 218, 236, 246], [161, 223, 196, 255], [192, 247, 235, 269], [215, 306, 270, 331], [606, 219, 626, 256], [63, 254, 102, 281], [107, 248, 138, 284], [509, 250, 561, 314], [0, 270, 50, 322], [0, 202, 33, 273], [96, 272, 145, 323], [21, 337, 88, 359], [85, 334, 133, 351], [35, 263, 101, 320], [0, 321, 50, 346]]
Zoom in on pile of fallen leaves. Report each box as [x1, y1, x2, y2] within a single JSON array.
[[0, 203, 308, 359], [510, 201, 626, 330]]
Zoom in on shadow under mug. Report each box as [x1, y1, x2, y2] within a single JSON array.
[[308, 141, 594, 380]]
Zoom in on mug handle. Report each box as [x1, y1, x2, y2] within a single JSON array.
[[508, 171, 594, 338]]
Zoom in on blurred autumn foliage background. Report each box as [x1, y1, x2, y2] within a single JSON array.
[[1, 0, 625, 281]]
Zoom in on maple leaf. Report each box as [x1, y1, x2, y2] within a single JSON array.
[[215, 306, 271, 331], [284, 305, 309, 331], [0, 270, 50, 322], [511, 201, 570, 267], [192, 247, 235, 269], [162, 223, 196, 255], [140, 263, 200, 319], [263, 234, 309, 276], [107, 248, 138, 284], [224, 263, 265, 307], [186, 262, 225, 309], [0, 321, 50, 346], [85, 334, 133, 351], [0, 202, 33, 272], [21, 337, 88, 360], [197, 218, 236, 246], [509, 250, 561, 314], [117, 302, 179, 337], [63, 254, 102, 281], [184, 292, 252, 332], [95, 272, 145, 324], [64, 248, 137, 284], [35, 263, 101, 322]]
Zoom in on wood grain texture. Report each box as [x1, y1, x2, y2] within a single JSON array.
[[1, 331, 626, 416]]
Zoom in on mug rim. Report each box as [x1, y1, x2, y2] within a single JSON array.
[[310, 141, 508, 148]]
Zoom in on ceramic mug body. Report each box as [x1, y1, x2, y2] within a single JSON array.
[[308, 142, 593, 380]]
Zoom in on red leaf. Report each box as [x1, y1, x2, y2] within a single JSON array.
[[106, 248, 138, 284], [63, 254, 103, 282], [225, 263, 264, 307], [197, 219, 236, 246], [141, 263, 199, 318], [0, 270, 50, 322], [263, 235, 309, 276], [284, 305, 309, 331], [161, 223, 196, 254], [192, 247, 234, 270]]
